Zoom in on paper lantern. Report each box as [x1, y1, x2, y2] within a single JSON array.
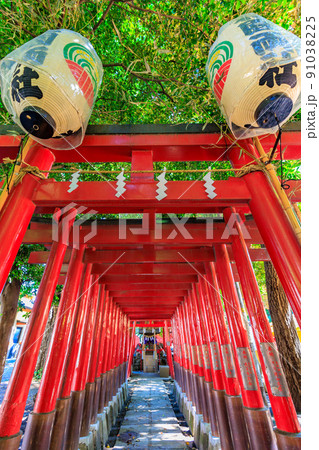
[[0, 30, 103, 150], [206, 14, 301, 139]]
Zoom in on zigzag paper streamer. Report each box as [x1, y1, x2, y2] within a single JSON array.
[[156, 167, 168, 201], [203, 168, 217, 199], [68, 170, 81, 193], [115, 169, 126, 198]]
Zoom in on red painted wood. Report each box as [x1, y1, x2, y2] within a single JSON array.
[[97, 289, 110, 378], [0, 214, 74, 436], [127, 321, 136, 378], [22, 220, 264, 246], [87, 284, 105, 383], [204, 262, 241, 396], [165, 320, 175, 379], [228, 141, 301, 327], [224, 207, 300, 433], [0, 144, 55, 293], [33, 245, 85, 413], [215, 244, 264, 409], [0, 131, 301, 163]]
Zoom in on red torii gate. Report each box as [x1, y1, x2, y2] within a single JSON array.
[[0, 123, 301, 449]]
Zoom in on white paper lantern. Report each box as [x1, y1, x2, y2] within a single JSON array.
[[206, 14, 301, 139], [0, 30, 103, 149]]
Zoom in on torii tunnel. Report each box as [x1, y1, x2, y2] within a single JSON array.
[[0, 123, 301, 449]]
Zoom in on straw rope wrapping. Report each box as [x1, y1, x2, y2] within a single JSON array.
[[2, 157, 46, 186], [234, 150, 273, 178], [1, 150, 281, 182]]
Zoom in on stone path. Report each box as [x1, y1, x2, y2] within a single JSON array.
[[113, 374, 192, 449]]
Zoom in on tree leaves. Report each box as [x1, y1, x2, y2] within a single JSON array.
[[0, 0, 300, 125]]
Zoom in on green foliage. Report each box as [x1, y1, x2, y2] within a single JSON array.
[[33, 367, 43, 381], [252, 260, 268, 306], [0, 1, 301, 300], [9, 244, 45, 305], [0, 0, 301, 125]]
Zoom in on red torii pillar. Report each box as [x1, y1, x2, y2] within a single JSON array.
[[0, 144, 55, 294], [108, 306, 120, 403], [82, 283, 105, 430], [90, 284, 107, 423], [22, 245, 85, 450], [0, 211, 74, 450], [98, 291, 111, 413], [191, 285, 209, 424], [215, 244, 276, 448], [164, 320, 175, 379], [127, 321, 136, 379], [50, 264, 92, 450], [197, 277, 231, 444], [227, 141, 301, 327], [175, 306, 189, 398], [182, 299, 199, 408], [104, 300, 116, 406], [171, 315, 180, 384], [204, 262, 248, 449], [64, 265, 94, 450], [223, 207, 301, 448], [78, 276, 100, 439]]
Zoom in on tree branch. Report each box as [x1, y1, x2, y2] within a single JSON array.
[[92, 0, 115, 31], [103, 63, 175, 101], [125, 1, 183, 21], [103, 63, 209, 92]]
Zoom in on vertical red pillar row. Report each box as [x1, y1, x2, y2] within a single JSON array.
[[91, 285, 108, 422], [104, 299, 115, 405], [48, 264, 91, 450], [113, 307, 122, 395], [197, 278, 233, 445], [223, 207, 301, 448], [127, 321, 136, 379], [123, 315, 130, 382], [0, 211, 74, 450], [172, 312, 186, 392], [119, 311, 127, 385], [174, 308, 187, 394], [64, 266, 94, 450], [164, 320, 174, 379], [191, 285, 210, 423], [98, 291, 111, 413], [117, 311, 124, 388], [181, 301, 197, 404], [109, 306, 120, 401], [227, 141, 301, 327], [50, 263, 92, 450], [175, 312, 186, 388], [83, 283, 105, 427], [78, 276, 101, 438], [204, 261, 249, 450], [184, 294, 202, 413], [215, 244, 276, 448], [121, 313, 128, 385], [22, 244, 85, 450], [170, 316, 179, 383]]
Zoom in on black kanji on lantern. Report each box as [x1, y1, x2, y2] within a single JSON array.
[[259, 62, 297, 89], [11, 64, 43, 103]]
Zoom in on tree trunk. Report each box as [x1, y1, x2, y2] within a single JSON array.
[[0, 277, 22, 383], [264, 260, 301, 413], [35, 305, 58, 373]]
